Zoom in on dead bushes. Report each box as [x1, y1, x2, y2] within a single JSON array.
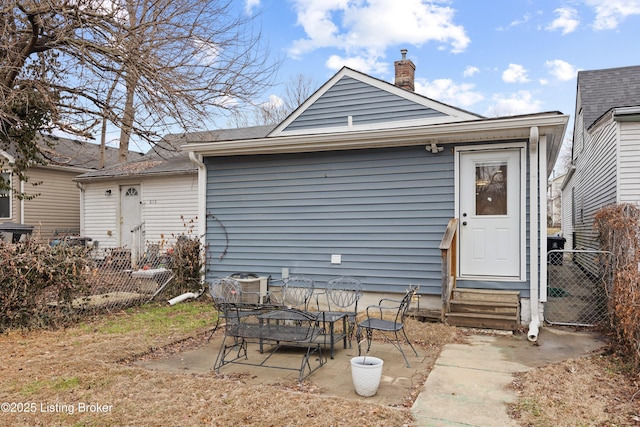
[[0, 240, 90, 331], [594, 203, 640, 372]]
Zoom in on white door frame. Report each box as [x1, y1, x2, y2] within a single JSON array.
[[455, 144, 526, 281]]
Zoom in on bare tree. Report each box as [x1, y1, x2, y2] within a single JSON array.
[[228, 73, 318, 127], [1, 0, 277, 174]]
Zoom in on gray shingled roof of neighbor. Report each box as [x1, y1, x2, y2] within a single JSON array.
[[2, 134, 143, 170], [74, 124, 276, 181], [577, 65, 640, 129]]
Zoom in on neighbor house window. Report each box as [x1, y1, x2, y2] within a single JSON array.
[[0, 172, 10, 218]]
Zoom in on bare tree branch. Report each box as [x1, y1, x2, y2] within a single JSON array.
[[1, 0, 279, 177]]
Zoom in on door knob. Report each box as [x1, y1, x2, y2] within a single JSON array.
[[462, 221, 467, 226]]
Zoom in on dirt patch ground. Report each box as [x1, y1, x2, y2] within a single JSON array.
[[0, 302, 638, 426]]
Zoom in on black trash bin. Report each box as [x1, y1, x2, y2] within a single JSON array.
[[547, 235, 566, 265], [0, 222, 34, 243]]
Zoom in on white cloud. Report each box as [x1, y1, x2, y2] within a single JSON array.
[[245, 0, 260, 15], [498, 13, 532, 30], [415, 78, 484, 108], [463, 66, 479, 77], [586, 0, 640, 30], [545, 59, 579, 82], [546, 7, 580, 34], [485, 91, 543, 117], [502, 64, 529, 83], [259, 94, 284, 109], [288, 0, 470, 72], [325, 54, 389, 75]]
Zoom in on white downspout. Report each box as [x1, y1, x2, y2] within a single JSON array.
[[188, 151, 207, 284], [539, 135, 548, 307], [20, 180, 25, 224], [76, 182, 85, 236], [528, 126, 540, 342]]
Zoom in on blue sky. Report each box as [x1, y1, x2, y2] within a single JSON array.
[[240, 0, 640, 139]]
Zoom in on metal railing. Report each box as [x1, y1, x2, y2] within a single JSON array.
[[131, 222, 145, 269]]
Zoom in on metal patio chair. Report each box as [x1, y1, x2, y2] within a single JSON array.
[[315, 276, 362, 346], [207, 277, 265, 340], [271, 275, 315, 310], [356, 284, 420, 367]]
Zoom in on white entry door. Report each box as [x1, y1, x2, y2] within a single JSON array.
[[459, 149, 522, 278], [120, 185, 141, 248]]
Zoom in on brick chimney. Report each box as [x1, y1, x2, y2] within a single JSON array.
[[394, 49, 415, 92]]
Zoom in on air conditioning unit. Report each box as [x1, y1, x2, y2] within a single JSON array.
[[229, 273, 269, 303]]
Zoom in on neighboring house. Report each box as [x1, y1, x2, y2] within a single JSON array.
[[184, 52, 568, 334], [561, 65, 640, 252], [547, 172, 566, 228], [74, 138, 199, 261], [0, 135, 128, 241]]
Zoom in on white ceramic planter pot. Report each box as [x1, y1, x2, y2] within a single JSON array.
[[350, 356, 384, 397]]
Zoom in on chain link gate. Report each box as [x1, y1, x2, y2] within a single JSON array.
[[545, 249, 614, 327]]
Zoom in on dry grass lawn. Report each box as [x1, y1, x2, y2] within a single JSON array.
[[1, 301, 638, 426]]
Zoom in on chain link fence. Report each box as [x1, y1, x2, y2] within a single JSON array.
[[2, 236, 204, 327], [545, 249, 613, 327]]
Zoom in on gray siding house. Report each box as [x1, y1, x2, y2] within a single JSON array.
[[562, 65, 640, 252], [185, 56, 568, 335]]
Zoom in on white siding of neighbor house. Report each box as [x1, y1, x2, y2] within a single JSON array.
[[141, 174, 198, 246], [82, 181, 120, 248], [618, 121, 640, 203], [572, 117, 618, 251], [561, 178, 574, 250], [81, 174, 198, 251]]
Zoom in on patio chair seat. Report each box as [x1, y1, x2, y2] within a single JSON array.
[[356, 284, 420, 367]]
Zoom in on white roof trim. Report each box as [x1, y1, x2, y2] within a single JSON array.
[[269, 67, 480, 137], [275, 115, 470, 137], [184, 113, 568, 161], [0, 150, 15, 164]]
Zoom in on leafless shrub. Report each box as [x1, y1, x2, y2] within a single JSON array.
[[0, 240, 90, 331], [594, 203, 640, 372]]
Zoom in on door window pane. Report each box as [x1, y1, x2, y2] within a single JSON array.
[[475, 162, 507, 215]]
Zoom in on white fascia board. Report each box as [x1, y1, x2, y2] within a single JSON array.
[[0, 150, 15, 164], [184, 113, 569, 158]]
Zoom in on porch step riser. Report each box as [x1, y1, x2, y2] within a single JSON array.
[[446, 289, 521, 331], [449, 301, 519, 316], [445, 313, 519, 331], [452, 289, 519, 304]]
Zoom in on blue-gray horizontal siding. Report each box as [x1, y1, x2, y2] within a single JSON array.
[[204, 146, 454, 295], [284, 76, 446, 132]]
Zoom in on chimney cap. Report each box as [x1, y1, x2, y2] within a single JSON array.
[[400, 49, 408, 60]]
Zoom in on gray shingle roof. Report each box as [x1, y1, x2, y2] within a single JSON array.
[[164, 124, 276, 144], [75, 125, 275, 181], [3, 134, 143, 170], [578, 65, 640, 129]]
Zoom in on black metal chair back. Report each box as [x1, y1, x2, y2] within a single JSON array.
[[281, 275, 315, 309]]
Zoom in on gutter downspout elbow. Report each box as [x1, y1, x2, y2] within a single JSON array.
[[528, 126, 540, 342]]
